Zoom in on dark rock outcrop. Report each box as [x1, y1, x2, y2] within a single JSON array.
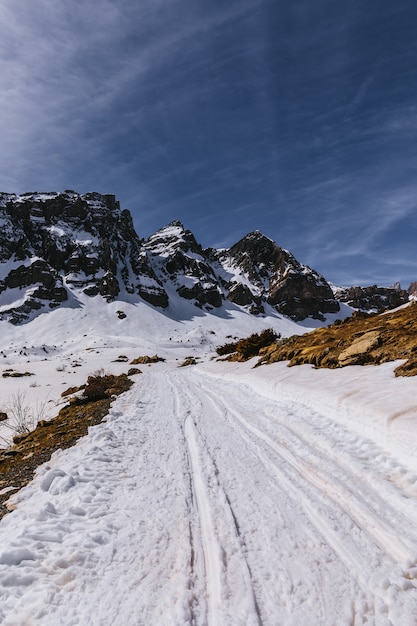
[[334, 285, 409, 312], [0, 191, 168, 320], [144, 221, 223, 310], [227, 283, 255, 306], [217, 231, 339, 320]]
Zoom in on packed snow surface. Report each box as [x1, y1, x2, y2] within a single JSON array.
[[0, 297, 416, 624]]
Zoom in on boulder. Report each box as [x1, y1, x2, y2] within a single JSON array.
[[338, 331, 382, 365]]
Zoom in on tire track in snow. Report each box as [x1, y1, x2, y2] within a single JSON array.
[[234, 402, 413, 563], [175, 375, 329, 625], [167, 372, 261, 626], [199, 381, 372, 586]]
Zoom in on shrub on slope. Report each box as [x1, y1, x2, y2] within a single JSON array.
[[217, 328, 279, 361]]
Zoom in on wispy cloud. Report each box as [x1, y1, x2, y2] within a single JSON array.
[[0, 1, 416, 287], [0, 0, 258, 189], [344, 60, 383, 122]]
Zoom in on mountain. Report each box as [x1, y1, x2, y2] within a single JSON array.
[[143, 220, 223, 309], [0, 189, 405, 325], [215, 230, 340, 319]]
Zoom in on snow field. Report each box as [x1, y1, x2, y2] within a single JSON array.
[[0, 294, 305, 444], [0, 363, 416, 624]]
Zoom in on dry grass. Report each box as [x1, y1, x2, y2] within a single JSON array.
[[180, 357, 197, 367], [130, 355, 165, 365]]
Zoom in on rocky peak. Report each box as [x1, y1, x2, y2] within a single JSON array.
[[144, 221, 222, 309], [408, 282, 417, 297], [218, 231, 339, 320], [144, 220, 203, 257]]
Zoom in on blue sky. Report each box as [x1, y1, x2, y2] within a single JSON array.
[[0, 0, 416, 287]]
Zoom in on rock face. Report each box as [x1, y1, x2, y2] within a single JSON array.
[[337, 330, 382, 365], [144, 221, 223, 310], [333, 285, 409, 312], [408, 282, 417, 297], [0, 191, 167, 322]]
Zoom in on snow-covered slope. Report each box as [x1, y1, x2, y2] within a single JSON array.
[[0, 290, 315, 439]]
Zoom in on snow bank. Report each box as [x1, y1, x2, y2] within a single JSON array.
[[199, 359, 417, 472]]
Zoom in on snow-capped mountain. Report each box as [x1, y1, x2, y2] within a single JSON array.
[[0, 191, 341, 323], [214, 230, 339, 319], [143, 220, 223, 309]]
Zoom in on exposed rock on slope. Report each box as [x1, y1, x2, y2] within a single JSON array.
[[144, 221, 222, 309], [258, 302, 417, 376], [0, 191, 167, 322]]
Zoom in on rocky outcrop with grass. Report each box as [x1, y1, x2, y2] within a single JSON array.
[[257, 302, 417, 376], [216, 328, 279, 362]]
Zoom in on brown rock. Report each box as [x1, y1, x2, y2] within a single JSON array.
[[127, 368, 142, 376], [338, 331, 382, 365]]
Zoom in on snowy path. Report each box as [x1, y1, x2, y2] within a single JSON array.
[[0, 367, 417, 625]]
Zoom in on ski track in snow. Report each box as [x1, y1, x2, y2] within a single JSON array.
[[171, 375, 261, 626], [0, 367, 417, 624]]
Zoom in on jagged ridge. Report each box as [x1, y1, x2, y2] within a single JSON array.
[[0, 190, 407, 325]]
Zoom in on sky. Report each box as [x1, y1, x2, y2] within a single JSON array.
[[0, 0, 416, 288]]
